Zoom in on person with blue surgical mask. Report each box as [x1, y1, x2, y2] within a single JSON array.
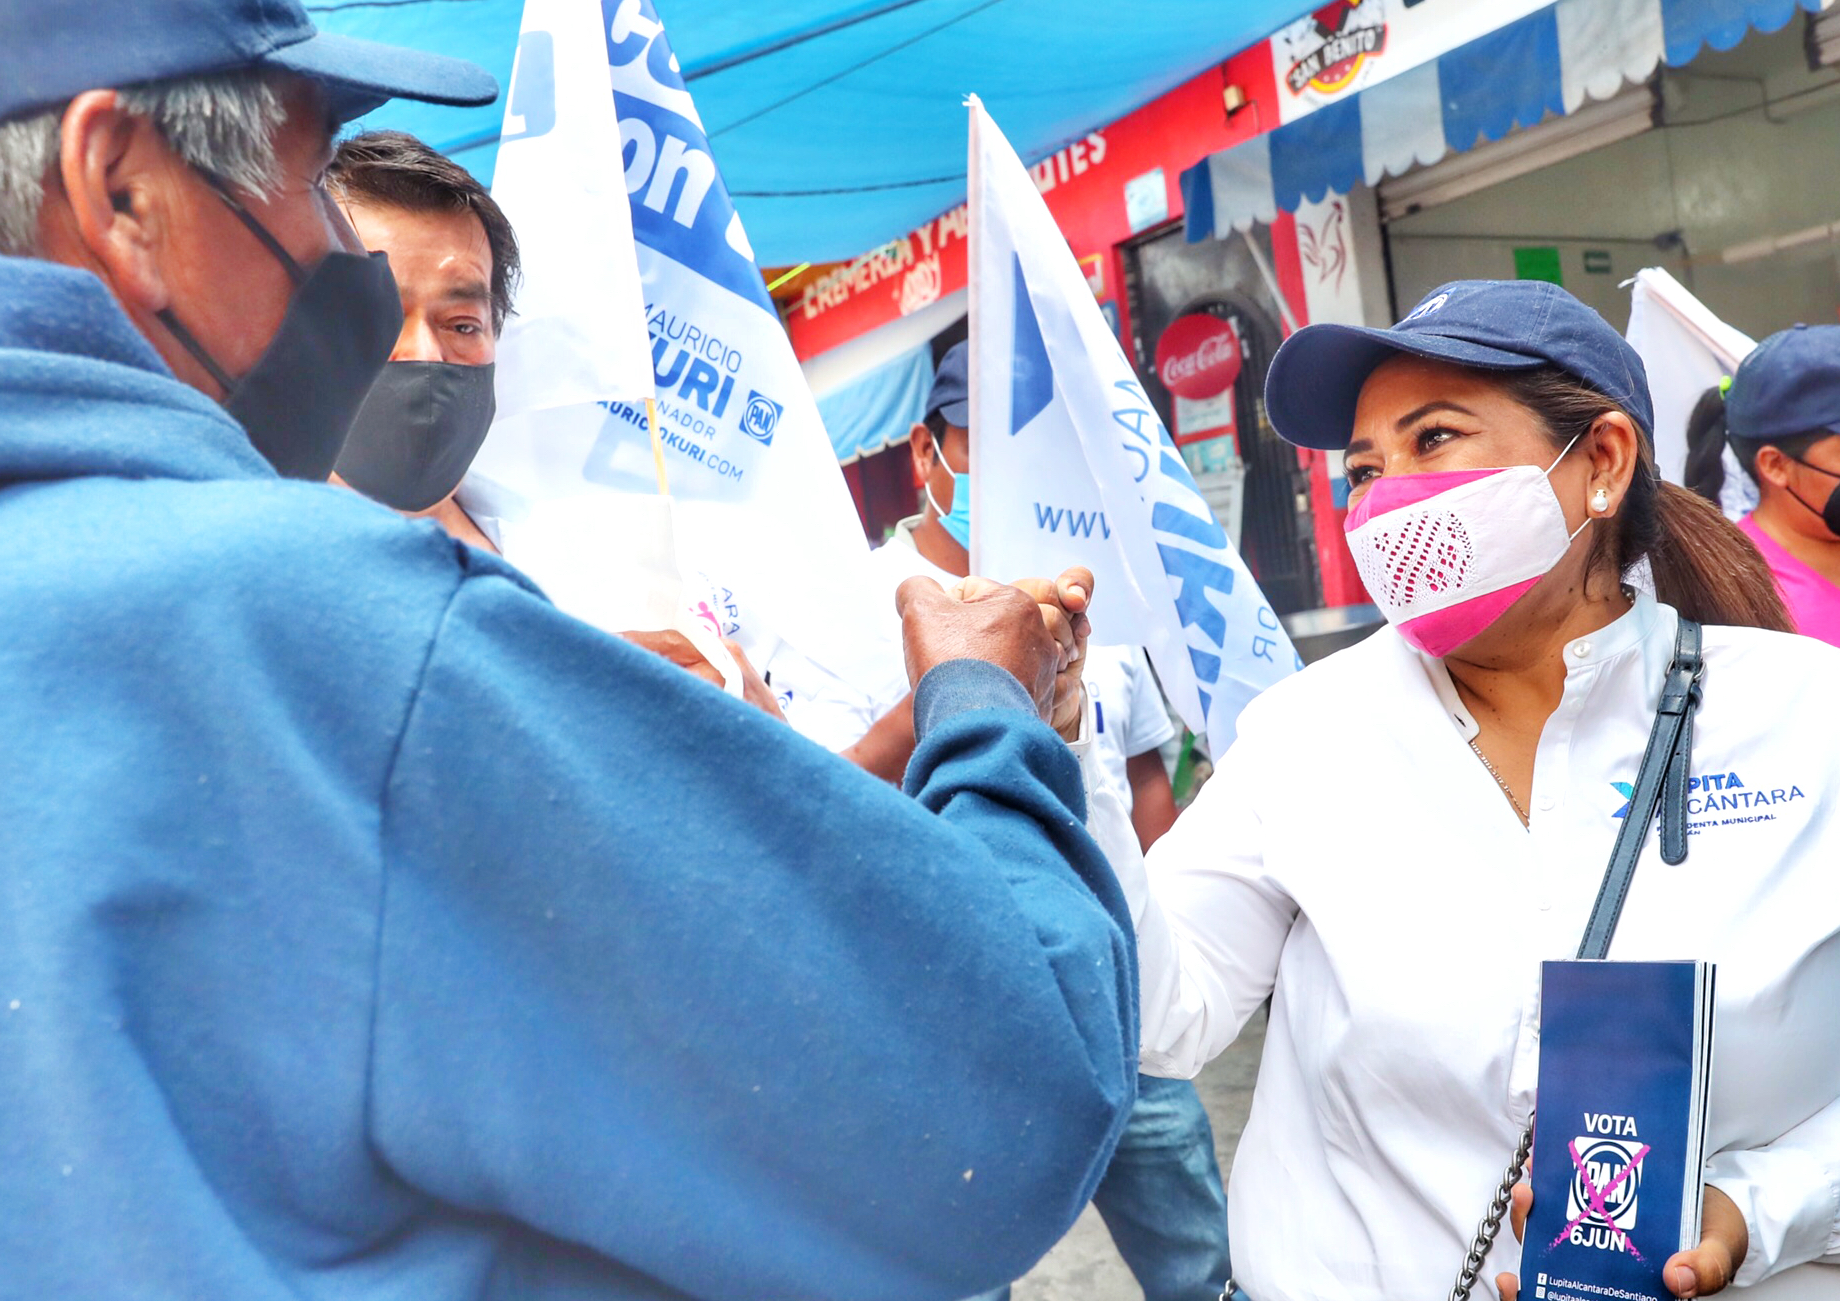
[[879, 340, 976, 586], [864, 341, 1236, 1301]]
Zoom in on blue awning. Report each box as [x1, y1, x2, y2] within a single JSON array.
[[817, 342, 934, 465], [1181, 0, 1820, 241], [306, 0, 1324, 266]]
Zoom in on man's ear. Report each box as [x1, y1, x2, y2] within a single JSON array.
[[909, 421, 933, 488], [50, 91, 176, 315], [1750, 444, 1794, 490]]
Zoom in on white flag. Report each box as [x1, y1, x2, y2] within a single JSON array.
[[467, 0, 740, 695], [539, 0, 889, 715], [484, 0, 652, 428], [967, 97, 1299, 754], [1625, 267, 1756, 520]]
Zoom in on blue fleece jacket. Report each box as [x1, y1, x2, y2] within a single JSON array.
[[0, 257, 1137, 1301]]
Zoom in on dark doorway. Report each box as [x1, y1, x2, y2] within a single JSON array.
[[1124, 223, 1321, 615]]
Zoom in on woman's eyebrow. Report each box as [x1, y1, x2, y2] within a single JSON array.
[[1395, 400, 1478, 430]]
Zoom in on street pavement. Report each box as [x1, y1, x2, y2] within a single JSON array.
[[1012, 1006, 1266, 1301]]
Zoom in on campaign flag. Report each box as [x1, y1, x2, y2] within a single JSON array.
[[482, 0, 652, 431], [468, 0, 742, 695], [464, 0, 889, 722], [1625, 268, 1756, 520], [573, 0, 884, 692], [967, 97, 1298, 754]]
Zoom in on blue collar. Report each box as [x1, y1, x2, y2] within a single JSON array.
[[0, 256, 273, 486]]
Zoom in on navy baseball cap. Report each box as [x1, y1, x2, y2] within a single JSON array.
[[2, 0, 498, 127], [1265, 280, 1654, 450], [1726, 324, 1840, 443], [925, 341, 970, 428]]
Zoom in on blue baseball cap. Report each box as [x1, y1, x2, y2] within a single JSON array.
[[2, 0, 498, 127], [926, 341, 970, 428], [1726, 324, 1840, 443], [1265, 280, 1654, 450]]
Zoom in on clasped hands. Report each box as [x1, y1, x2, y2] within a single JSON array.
[[621, 565, 1097, 742], [897, 566, 1095, 740]]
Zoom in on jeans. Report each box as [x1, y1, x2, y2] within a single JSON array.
[[967, 1074, 1233, 1301]]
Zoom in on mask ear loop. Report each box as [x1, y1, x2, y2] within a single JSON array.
[[1777, 452, 1840, 529], [196, 169, 308, 286], [1544, 431, 1594, 543], [1543, 431, 1585, 475], [923, 429, 955, 519], [153, 169, 311, 398]]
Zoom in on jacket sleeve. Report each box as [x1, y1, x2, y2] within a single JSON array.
[[1708, 1091, 1840, 1286], [1110, 714, 1299, 1080], [365, 564, 1136, 1301]]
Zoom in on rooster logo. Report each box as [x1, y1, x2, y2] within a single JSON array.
[[1311, 0, 1363, 37]]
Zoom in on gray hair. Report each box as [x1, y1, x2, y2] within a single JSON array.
[[0, 68, 286, 256]]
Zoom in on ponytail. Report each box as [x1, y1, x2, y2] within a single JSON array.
[[1643, 480, 1791, 631], [1681, 385, 1730, 504], [1499, 367, 1794, 633]]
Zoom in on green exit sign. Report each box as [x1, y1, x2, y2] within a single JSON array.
[[1583, 249, 1613, 274]]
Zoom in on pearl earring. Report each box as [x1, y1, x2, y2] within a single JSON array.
[[1591, 488, 1610, 513]]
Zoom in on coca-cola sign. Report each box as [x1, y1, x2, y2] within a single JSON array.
[[1155, 314, 1243, 400]]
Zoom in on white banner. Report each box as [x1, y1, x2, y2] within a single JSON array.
[[594, 0, 885, 698], [967, 97, 1299, 755], [468, 0, 741, 696], [467, 0, 888, 727], [1625, 267, 1757, 519], [484, 0, 652, 425]]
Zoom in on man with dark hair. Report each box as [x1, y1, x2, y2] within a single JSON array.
[[331, 129, 519, 333], [327, 129, 515, 551], [326, 128, 787, 709], [0, 3, 1138, 1297]]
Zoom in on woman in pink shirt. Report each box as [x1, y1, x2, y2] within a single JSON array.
[[1688, 326, 1840, 647]]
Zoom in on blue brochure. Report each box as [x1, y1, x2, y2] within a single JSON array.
[[1523, 960, 1715, 1301]]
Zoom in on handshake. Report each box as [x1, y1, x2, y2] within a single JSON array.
[[622, 567, 1097, 743], [896, 566, 1095, 740]]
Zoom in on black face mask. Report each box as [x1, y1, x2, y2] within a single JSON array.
[[334, 360, 498, 512], [155, 172, 403, 481], [1784, 453, 1840, 536]]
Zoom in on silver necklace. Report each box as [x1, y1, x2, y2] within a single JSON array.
[[1468, 737, 1530, 828]]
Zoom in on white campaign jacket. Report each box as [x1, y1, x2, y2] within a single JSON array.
[[1113, 595, 1840, 1301]]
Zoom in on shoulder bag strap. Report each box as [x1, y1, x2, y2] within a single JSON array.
[[1446, 617, 1704, 1301], [1576, 618, 1703, 959]]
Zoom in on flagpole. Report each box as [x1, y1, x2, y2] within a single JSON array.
[[1238, 227, 1301, 336], [965, 94, 983, 574], [644, 397, 670, 497]]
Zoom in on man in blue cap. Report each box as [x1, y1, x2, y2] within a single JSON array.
[[847, 342, 1234, 1301], [0, 4, 1137, 1298]]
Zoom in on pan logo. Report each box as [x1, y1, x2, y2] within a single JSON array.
[[741, 391, 783, 444], [1561, 1132, 1649, 1257]]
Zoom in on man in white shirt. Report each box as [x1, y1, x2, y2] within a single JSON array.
[[861, 344, 1235, 1300]]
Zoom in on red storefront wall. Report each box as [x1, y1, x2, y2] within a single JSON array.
[[790, 47, 1365, 608]]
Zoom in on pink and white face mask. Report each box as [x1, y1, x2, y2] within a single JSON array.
[[1343, 436, 1586, 658]]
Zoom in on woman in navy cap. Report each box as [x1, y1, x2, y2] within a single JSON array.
[[1685, 326, 1840, 646], [1108, 281, 1840, 1301]]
